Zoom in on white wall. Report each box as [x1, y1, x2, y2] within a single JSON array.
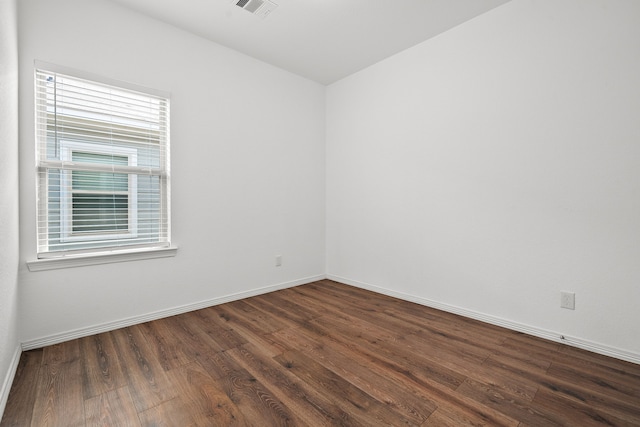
[[18, 0, 326, 343], [327, 0, 640, 358], [0, 0, 21, 415]]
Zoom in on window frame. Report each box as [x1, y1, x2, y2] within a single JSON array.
[[59, 141, 139, 243], [30, 62, 175, 269]]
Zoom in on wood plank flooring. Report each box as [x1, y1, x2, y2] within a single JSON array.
[[2, 280, 640, 426]]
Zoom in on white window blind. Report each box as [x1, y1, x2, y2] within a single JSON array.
[[35, 68, 171, 258]]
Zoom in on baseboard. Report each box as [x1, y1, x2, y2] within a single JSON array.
[[0, 345, 21, 420], [21, 274, 325, 351], [327, 275, 640, 365]]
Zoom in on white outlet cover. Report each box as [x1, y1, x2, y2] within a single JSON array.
[[561, 291, 575, 310]]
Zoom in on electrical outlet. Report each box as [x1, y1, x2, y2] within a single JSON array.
[[275, 255, 282, 267], [560, 291, 575, 310]]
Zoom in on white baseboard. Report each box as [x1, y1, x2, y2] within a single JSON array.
[[21, 275, 325, 351], [22, 272, 638, 365], [327, 275, 640, 365], [0, 345, 21, 420]]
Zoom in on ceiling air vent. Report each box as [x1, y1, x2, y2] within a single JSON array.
[[234, 0, 278, 18]]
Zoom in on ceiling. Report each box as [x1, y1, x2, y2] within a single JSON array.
[[107, 0, 511, 85]]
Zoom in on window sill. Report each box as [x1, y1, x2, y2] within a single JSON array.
[[26, 246, 178, 272]]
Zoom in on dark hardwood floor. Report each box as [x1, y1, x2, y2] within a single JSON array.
[[2, 280, 640, 426]]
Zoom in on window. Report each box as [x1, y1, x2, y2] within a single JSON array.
[[59, 141, 138, 242], [35, 67, 171, 258]]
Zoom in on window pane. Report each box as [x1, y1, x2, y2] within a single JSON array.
[[72, 151, 129, 165], [72, 171, 128, 192], [72, 194, 128, 233]]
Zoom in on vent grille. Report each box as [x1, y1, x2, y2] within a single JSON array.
[[243, 0, 263, 13], [234, 0, 278, 17]]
